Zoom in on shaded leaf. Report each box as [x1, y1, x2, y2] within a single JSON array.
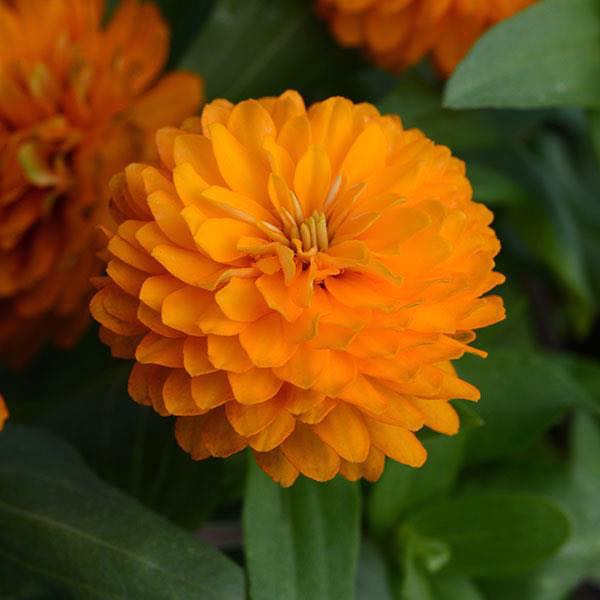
[[179, 0, 370, 102], [0, 425, 244, 600]]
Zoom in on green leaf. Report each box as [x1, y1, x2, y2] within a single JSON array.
[[178, 0, 369, 101], [379, 76, 501, 152], [356, 539, 394, 600], [243, 461, 360, 600], [445, 0, 600, 109], [467, 162, 528, 207], [475, 414, 600, 600], [405, 492, 570, 577], [0, 425, 244, 600], [368, 433, 466, 538], [457, 349, 588, 462]]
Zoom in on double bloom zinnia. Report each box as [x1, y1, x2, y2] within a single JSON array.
[[0, 0, 202, 363], [317, 0, 537, 76], [91, 91, 505, 485]]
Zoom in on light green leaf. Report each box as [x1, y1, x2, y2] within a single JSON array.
[[0, 425, 244, 600], [445, 0, 600, 109], [243, 461, 360, 600], [406, 492, 570, 576], [179, 0, 365, 101]]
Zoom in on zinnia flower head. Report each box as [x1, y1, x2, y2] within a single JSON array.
[[317, 0, 537, 76], [0, 0, 202, 364], [0, 394, 7, 431], [91, 90, 505, 486]]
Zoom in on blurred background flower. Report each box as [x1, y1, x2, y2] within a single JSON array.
[[317, 0, 537, 75], [0, 0, 202, 365]]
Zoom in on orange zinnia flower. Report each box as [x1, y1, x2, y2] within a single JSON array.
[[91, 91, 505, 486], [0, 394, 7, 430], [317, 0, 537, 76], [0, 0, 202, 364]]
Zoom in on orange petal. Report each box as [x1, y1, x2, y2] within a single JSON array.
[[162, 286, 211, 335], [135, 333, 184, 368], [411, 398, 459, 435], [215, 277, 269, 322], [253, 448, 299, 487], [283, 386, 326, 415], [139, 274, 184, 312], [341, 122, 387, 186], [206, 334, 253, 372], [163, 369, 205, 416], [281, 422, 341, 481], [194, 218, 259, 263], [151, 244, 223, 288], [365, 419, 427, 467], [175, 416, 211, 460], [256, 273, 303, 322], [228, 367, 283, 405], [225, 397, 281, 437], [308, 96, 354, 172], [239, 313, 297, 368], [248, 411, 296, 452], [293, 145, 331, 215], [190, 371, 232, 410], [313, 404, 370, 463], [183, 337, 216, 376], [227, 99, 276, 153], [273, 346, 328, 389], [201, 407, 248, 457], [312, 350, 357, 396], [210, 121, 268, 201]]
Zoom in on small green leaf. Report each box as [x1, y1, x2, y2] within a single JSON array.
[[445, 0, 600, 109], [0, 425, 244, 600], [406, 492, 570, 576], [243, 461, 360, 600]]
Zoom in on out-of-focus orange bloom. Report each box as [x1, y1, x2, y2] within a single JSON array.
[[0, 0, 202, 364], [0, 394, 7, 430], [317, 0, 537, 76], [91, 90, 504, 486]]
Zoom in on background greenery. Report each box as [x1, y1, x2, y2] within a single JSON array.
[[2, 0, 600, 598]]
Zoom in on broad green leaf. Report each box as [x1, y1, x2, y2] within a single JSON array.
[[178, 0, 368, 101], [368, 433, 466, 538], [3, 332, 243, 529], [405, 492, 570, 576], [445, 0, 600, 109], [0, 425, 244, 600], [458, 349, 588, 462], [243, 461, 360, 600]]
